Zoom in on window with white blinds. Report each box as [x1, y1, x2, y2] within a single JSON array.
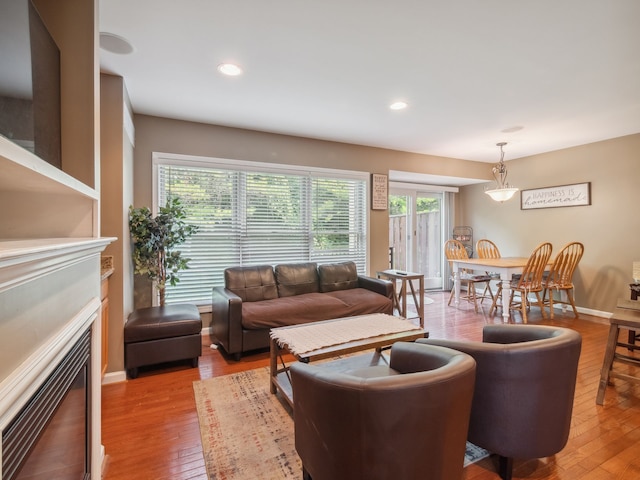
[[154, 155, 369, 305]]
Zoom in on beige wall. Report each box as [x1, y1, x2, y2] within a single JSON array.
[[132, 114, 485, 306], [134, 115, 489, 327], [101, 74, 135, 374], [132, 115, 637, 320], [459, 133, 640, 314], [35, 0, 99, 189]]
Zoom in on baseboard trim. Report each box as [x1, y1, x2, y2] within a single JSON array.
[[469, 286, 613, 323], [575, 306, 611, 323], [102, 370, 127, 385], [100, 444, 106, 476]]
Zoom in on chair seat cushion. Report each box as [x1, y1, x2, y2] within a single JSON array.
[[461, 273, 492, 282], [510, 280, 540, 289], [125, 304, 202, 343]]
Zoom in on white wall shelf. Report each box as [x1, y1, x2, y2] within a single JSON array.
[[0, 137, 98, 200]]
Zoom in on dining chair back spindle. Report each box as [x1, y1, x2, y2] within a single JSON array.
[[445, 239, 493, 313], [476, 239, 502, 299], [489, 242, 553, 323], [476, 239, 501, 259], [542, 242, 584, 318]]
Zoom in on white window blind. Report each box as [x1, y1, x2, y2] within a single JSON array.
[[155, 156, 368, 305]]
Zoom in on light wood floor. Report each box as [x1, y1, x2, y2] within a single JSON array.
[[101, 292, 640, 480]]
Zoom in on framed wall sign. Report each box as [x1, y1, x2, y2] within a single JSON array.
[[371, 173, 388, 210], [521, 182, 591, 210]]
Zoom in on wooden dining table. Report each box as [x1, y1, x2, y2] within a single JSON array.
[[451, 257, 549, 321]]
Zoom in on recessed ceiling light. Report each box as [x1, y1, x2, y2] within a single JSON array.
[[389, 101, 408, 110], [99, 32, 134, 55], [217, 63, 243, 76]]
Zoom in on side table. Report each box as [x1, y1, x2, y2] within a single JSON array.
[[377, 269, 425, 328]]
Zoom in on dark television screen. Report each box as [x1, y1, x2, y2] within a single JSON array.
[[0, 0, 61, 168]]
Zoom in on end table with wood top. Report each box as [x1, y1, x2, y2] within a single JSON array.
[[377, 269, 425, 328]]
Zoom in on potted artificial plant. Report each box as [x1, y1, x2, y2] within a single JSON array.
[[129, 197, 199, 306]]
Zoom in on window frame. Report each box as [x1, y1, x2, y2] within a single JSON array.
[[151, 152, 371, 308]]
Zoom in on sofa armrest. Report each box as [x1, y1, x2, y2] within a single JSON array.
[[358, 275, 393, 299], [211, 287, 243, 357]]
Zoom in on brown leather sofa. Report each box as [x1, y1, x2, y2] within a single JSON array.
[[418, 324, 582, 480], [211, 261, 393, 359], [291, 342, 477, 480]]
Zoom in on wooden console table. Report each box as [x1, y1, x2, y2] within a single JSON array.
[[377, 269, 425, 328]]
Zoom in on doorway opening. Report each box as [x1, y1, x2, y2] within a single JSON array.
[[389, 187, 451, 290]]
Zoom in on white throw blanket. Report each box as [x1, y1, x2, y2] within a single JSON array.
[[270, 313, 422, 355]]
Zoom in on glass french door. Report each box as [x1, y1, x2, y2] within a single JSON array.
[[389, 188, 444, 289]]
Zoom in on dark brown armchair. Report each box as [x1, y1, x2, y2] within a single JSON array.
[[290, 342, 476, 480], [418, 324, 582, 480]]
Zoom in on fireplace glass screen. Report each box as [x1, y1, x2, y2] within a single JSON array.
[[2, 330, 91, 480]]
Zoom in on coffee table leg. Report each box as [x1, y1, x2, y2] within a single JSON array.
[[269, 337, 277, 394]]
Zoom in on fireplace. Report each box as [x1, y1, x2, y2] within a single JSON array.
[[2, 329, 91, 480], [0, 238, 112, 480]]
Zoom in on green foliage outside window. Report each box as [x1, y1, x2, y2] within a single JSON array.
[[389, 195, 440, 216], [154, 162, 367, 304]]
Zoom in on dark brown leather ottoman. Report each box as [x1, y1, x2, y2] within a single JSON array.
[[124, 304, 202, 378]]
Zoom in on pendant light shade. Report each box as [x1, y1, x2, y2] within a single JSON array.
[[485, 142, 519, 202]]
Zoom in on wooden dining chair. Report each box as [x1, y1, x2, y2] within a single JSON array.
[[444, 239, 494, 313], [542, 242, 584, 318], [489, 242, 553, 323], [476, 239, 501, 260], [476, 239, 502, 298]]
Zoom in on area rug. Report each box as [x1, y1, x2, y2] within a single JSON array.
[[193, 367, 489, 480]]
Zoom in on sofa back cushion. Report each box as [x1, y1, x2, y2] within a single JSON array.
[[225, 265, 278, 302], [275, 263, 319, 297], [318, 261, 359, 292]]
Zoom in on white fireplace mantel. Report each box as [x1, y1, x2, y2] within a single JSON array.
[[0, 238, 114, 294], [0, 236, 114, 479], [0, 237, 112, 419]]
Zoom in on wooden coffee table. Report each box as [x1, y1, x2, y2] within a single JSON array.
[[269, 314, 427, 407]]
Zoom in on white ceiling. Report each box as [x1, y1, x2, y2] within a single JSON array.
[[99, 0, 640, 163]]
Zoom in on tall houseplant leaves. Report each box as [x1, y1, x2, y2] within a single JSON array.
[[129, 197, 199, 306]]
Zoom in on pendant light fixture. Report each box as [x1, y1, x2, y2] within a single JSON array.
[[484, 142, 519, 202]]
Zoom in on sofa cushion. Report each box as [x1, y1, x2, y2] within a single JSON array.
[[318, 261, 359, 292], [241, 288, 393, 330], [241, 293, 351, 329], [225, 265, 278, 302], [324, 288, 393, 317], [275, 262, 319, 297]]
